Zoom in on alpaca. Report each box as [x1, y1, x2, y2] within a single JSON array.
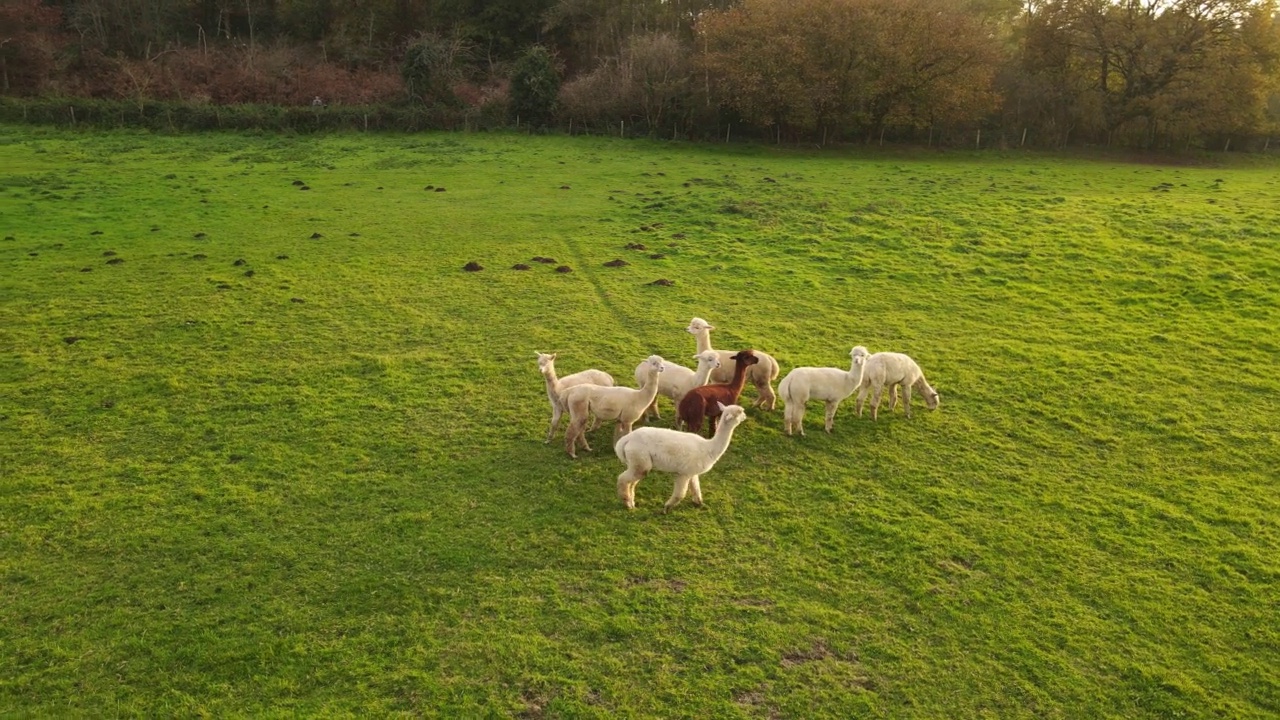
[[779, 346, 870, 436], [615, 402, 748, 512], [855, 352, 941, 420], [636, 350, 721, 422], [686, 317, 781, 410], [678, 350, 759, 437], [536, 352, 614, 443], [561, 355, 666, 458]]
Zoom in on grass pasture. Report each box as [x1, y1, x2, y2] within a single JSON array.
[[1, 127, 1278, 718]]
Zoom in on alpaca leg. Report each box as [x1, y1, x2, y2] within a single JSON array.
[[650, 398, 662, 420], [755, 379, 776, 410], [870, 382, 883, 421], [564, 419, 583, 458], [665, 475, 694, 513], [856, 386, 868, 417], [706, 414, 718, 439], [618, 464, 648, 509], [690, 475, 704, 507], [902, 384, 913, 418], [824, 399, 842, 433], [546, 402, 563, 443]]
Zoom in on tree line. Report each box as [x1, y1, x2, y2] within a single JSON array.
[[2, 0, 1278, 149]]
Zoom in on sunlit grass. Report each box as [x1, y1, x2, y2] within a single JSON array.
[[2, 127, 1277, 717]]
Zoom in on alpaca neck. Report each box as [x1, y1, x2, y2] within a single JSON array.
[[541, 364, 561, 395], [703, 420, 739, 465], [727, 361, 750, 395], [843, 359, 867, 394], [639, 368, 663, 404], [693, 330, 713, 354], [914, 376, 934, 396], [692, 362, 717, 387]]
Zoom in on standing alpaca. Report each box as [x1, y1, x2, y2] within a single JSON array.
[[536, 352, 614, 443], [855, 352, 941, 420], [636, 350, 721, 422], [779, 346, 870, 436], [615, 402, 748, 512], [678, 350, 759, 437], [686, 317, 781, 410], [561, 355, 666, 458]]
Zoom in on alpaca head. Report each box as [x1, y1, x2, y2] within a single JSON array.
[[923, 387, 941, 410], [692, 350, 721, 370], [729, 349, 759, 367], [535, 352, 557, 373], [686, 317, 714, 335], [850, 346, 870, 366], [641, 355, 667, 374], [715, 401, 747, 429]]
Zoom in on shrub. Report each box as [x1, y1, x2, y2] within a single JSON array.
[[509, 45, 561, 127]]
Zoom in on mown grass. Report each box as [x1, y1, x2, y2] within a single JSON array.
[[1, 127, 1277, 718]]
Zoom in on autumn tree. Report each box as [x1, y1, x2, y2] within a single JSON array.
[[0, 0, 65, 94], [698, 0, 1002, 141]]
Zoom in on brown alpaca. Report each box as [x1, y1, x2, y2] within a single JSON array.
[[678, 350, 759, 437]]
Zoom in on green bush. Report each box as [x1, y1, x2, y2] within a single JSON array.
[[509, 45, 561, 128]]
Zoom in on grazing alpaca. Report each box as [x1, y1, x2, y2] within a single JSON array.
[[536, 352, 614, 443], [779, 346, 870, 436], [561, 355, 666, 458], [615, 402, 748, 512], [678, 350, 759, 437], [855, 352, 941, 420], [686, 317, 781, 410], [636, 350, 721, 422]]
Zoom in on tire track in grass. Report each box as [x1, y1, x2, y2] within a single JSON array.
[[559, 233, 641, 348]]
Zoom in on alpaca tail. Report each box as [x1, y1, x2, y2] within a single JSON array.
[[614, 433, 633, 463], [778, 373, 795, 407]]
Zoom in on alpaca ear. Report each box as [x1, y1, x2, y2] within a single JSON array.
[[717, 401, 728, 412]]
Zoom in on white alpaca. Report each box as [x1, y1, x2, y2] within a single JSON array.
[[561, 355, 666, 458], [779, 346, 870, 436], [686, 317, 781, 410], [855, 352, 941, 420], [536, 352, 614, 443], [636, 350, 721, 422], [614, 402, 747, 512]]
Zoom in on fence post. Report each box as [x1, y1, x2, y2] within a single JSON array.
[[1021, 127, 1027, 147], [69, 106, 76, 127], [976, 128, 981, 150], [725, 124, 731, 143]]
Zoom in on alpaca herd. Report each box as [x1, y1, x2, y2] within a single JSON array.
[[535, 317, 941, 512]]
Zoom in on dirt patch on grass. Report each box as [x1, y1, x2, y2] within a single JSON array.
[[648, 278, 674, 286], [532, 256, 557, 264], [512, 263, 531, 270], [603, 259, 629, 267], [106, 258, 124, 265], [102, 250, 116, 257], [463, 261, 484, 272], [233, 258, 246, 266], [782, 640, 835, 668], [625, 243, 647, 250], [555, 265, 573, 273]]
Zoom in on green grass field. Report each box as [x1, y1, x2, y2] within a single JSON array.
[[2, 126, 1278, 718]]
